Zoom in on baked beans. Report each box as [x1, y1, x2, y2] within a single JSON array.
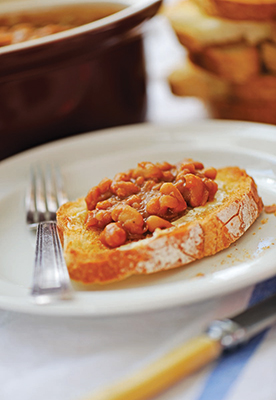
[[85, 159, 218, 248]]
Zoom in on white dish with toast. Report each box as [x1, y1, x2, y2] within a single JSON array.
[[1, 121, 276, 316]]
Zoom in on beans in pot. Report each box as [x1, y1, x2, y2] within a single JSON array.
[[85, 159, 218, 248], [0, 23, 75, 46], [0, 3, 124, 47]]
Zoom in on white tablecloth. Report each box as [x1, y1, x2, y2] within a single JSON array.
[[1, 11, 276, 400]]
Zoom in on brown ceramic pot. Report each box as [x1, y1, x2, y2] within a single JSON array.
[[0, 0, 162, 160]]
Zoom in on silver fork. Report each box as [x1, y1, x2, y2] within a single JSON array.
[[26, 165, 74, 304]]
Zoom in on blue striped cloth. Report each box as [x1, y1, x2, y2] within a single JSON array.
[[196, 276, 276, 400]]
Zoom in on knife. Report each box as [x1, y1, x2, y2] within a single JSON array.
[[82, 294, 276, 400]]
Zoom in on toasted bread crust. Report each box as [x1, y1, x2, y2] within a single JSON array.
[[209, 98, 276, 124], [164, 1, 274, 52], [168, 61, 229, 100], [192, 0, 276, 21], [57, 167, 263, 284], [165, 0, 276, 124], [189, 44, 261, 83], [169, 61, 276, 102], [261, 41, 276, 74], [168, 61, 276, 124]]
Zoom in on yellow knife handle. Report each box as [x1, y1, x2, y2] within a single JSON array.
[[82, 334, 222, 400]]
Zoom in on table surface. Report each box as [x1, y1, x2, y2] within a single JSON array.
[[1, 7, 276, 400]]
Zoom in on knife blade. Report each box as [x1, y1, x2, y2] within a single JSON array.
[[82, 293, 276, 400]]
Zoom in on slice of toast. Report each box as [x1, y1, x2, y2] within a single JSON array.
[[261, 41, 276, 74], [164, 1, 274, 52], [168, 61, 229, 100], [168, 61, 276, 102], [192, 0, 276, 21], [209, 98, 276, 124], [57, 167, 263, 284], [168, 61, 276, 124], [189, 43, 261, 83]]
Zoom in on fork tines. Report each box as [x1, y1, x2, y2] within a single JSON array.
[[26, 165, 68, 228]]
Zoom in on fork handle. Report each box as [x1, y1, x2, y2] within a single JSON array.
[[31, 221, 74, 304]]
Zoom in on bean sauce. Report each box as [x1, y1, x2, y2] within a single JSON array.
[[85, 159, 218, 248]]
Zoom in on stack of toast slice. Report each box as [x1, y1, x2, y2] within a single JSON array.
[[165, 0, 276, 124]]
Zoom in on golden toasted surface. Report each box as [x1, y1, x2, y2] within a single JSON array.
[[168, 60, 276, 124], [209, 98, 276, 124], [164, 1, 274, 51], [189, 44, 261, 84], [192, 0, 276, 21], [169, 61, 276, 101], [164, 0, 276, 124], [57, 167, 263, 284]]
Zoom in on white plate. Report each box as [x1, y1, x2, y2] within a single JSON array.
[[1, 120, 276, 316]]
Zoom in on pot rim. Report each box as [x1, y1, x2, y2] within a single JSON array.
[[0, 0, 162, 55]]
